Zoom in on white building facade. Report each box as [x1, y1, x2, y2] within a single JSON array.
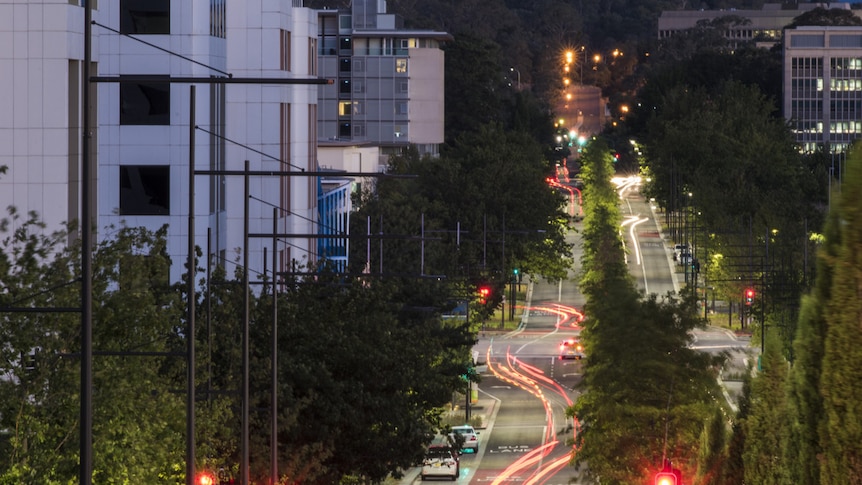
[[1, 0, 323, 282]]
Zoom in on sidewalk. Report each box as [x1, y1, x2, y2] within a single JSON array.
[[396, 394, 500, 484]]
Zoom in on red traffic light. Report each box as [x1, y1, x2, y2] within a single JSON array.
[[655, 471, 677, 485], [478, 286, 491, 304], [745, 288, 755, 305]]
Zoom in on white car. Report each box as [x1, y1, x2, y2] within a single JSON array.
[[421, 444, 460, 481], [449, 425, 480, 453]]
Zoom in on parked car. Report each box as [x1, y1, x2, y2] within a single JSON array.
[[678, 251, 692, 266], [673, 244, 688, 261], [559, 338, 585, 360], [449, 425, 480, 453], [421, 444, 460, 481]]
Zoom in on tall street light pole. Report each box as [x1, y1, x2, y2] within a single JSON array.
[[509, 67, 520, 90]]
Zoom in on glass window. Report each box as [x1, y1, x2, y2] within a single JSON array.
[[339, 15, 352, 30], [340, 58, 351, 73], [339, 79, 351, 94], [396, 58, 407, 73], [339, 101, 352, 116], [120, 76, 170, 125], [340, 37, 352, 53], [120, 165, 170, 215], [321, 36, 337, 56], [120, 0, 170, 34], [339, 122, 351, 137]]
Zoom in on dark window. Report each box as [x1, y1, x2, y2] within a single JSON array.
[[120, 76, 170, 125], [120, 0, 170, 34], [339, 79, 351, 94], [120, 165, 170, 215], [339, 36, 352, 52], [339, 58, 351, 72], [339, 122, 351, 137]]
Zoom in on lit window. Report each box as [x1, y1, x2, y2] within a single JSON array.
[[396, 59, 408, 73], [339, 101, 352, 116]]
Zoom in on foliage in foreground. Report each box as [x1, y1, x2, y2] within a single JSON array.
[[0, 212, 477, 484]]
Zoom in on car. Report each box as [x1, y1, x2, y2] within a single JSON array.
[[678, 251, 693, 266], [559, 338, 585, 360], [673, 244, 688, 261], [421, 444, 460, 481], [448, 425, 480, 453]]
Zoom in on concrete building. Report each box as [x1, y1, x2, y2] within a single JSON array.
[[1, 0, 323, 282], [312, 0, 451, 272], [658, 3, 860, 49], [316, 0, 451, 162], [784, 25, 862, 154]]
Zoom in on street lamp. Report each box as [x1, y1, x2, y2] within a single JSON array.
[[509, 67, 521, 90], [579, 46, 585, 84]]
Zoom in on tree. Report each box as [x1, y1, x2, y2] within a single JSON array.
[[0, 218, 187, 484], [787, 7, 862, 28], [742, 332, 789, 485], [570, 136, 725, 484], [819, 143, 862, 484]]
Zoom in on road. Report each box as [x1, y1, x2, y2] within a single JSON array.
[[403, 177, 751, 484]]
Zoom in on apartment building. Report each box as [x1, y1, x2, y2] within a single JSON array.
[[316, 0, 451, 162], [1, 0, 323, 282], [784, 25, 862, 154]]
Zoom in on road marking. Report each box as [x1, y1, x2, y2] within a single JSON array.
[[489, 445, 533, 454]]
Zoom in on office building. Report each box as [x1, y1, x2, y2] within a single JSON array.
[[658, 3, 859, 49], [1, 0, 323, 282], [784, 25, 862, 154]]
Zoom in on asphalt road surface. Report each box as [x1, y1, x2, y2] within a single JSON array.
[[406, 176, 752, 484]]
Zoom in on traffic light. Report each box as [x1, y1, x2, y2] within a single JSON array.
[[478, 286, 491, 305], [655, 471, 677, 485], [745, 288, 755, 305]]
